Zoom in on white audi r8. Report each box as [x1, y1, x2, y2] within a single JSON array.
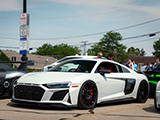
[[12, 59, 149, 109], [154, 81, 160, 111]]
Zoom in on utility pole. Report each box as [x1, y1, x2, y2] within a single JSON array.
[[23, 0, 27, 13], [19, 0, 29, 72], [81, 41, 88, 56]]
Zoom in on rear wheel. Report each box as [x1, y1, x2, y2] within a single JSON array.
[[78, 80, 98, 109], [136, 80, 149, 103]]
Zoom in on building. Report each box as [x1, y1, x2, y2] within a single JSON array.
[[128, 56, 156, 71], [1, 50, 56, 69]]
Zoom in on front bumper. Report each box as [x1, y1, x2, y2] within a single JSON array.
[[12, 84, 79, 107]]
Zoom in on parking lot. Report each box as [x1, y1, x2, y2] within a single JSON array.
[[0, 98, 159, 120]]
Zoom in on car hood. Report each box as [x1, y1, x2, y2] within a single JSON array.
[[17, 72, 90, 84], [6, 71, 26, 79]]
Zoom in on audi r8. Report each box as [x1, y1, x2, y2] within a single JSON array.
[[12, 59, 149, 108]]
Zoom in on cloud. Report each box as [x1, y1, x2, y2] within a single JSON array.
[[0, 0, 21, 11], [42, 0, 131, 8], [125, 5, 160, 17], [36, 0, 160, 17]]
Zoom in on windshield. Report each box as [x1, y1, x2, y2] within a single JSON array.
[[57, 57, 82, 63], [49, 60, 96, 73], [0, 63, 14, 71]]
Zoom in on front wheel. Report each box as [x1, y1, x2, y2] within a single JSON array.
[[78, 80, 98, 109], [136, 80, 149, 103]]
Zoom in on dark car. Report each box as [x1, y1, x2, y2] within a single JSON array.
[[145, 68, 160, 97], [0, 63, 25, 97]]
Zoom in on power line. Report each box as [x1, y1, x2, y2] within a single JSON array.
[[124, 37, 158, 45], [1, 31, 159, 49], [114, 18, 160, 31], [0, 46, 19, 49], [30, 18, 160, 40], [121, 31, 160, 40], [0, 46, 37, 49], [0, 17, 160, 40], [79, 31, 160, 46]]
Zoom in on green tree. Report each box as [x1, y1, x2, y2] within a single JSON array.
[[139, 48, 146, 56], [34, 43, 81, 58], [127, 47, 146, 56], [52, 44, 81, 58], [153, 39, 160, 57], [34, 43, 53, 56], [0, 50, 10, 61], [88, 31, 128, 63]]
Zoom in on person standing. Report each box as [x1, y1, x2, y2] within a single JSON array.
[[147, 62, 156, 71], [97, 52, 103, 59], [107, 52, 114, 61], [132, 60, 138, 71], [155, 57, 160, 68], [126, 59, 134, 70]]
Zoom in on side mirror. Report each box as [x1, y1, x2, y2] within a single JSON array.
[[100, 69, 111, 76]]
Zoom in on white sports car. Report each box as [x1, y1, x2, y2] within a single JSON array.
[[154, 81, 160, 111], [12, 59, 149, 109]]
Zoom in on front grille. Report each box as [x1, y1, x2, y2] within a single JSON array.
[[50, 90, 69, 101], [14, 85, 45, 101]]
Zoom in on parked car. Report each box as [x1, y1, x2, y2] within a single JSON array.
[[0, 63, 25, 97], [42, 55, 105, 71], [154, 81, 160, 111], [12, 58, 149, 109], [144, 68, 160, 97]]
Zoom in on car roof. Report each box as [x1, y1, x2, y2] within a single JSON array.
[[55, 55, 106, 63], [59, 55, 102, 59], [62, 58, 113, 63]]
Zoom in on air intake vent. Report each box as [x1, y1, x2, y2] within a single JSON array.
[[50, 90, 69, 101], [14, 85, 45, 101]]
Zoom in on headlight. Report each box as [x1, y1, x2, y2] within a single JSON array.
[[43, 82, 71, 89]]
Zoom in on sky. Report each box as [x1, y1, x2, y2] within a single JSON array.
[[0, 0, 160, 56]]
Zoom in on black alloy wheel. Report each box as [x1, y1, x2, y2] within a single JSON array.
[[136, 80, 149, 103], [78, 80, 98, 109]]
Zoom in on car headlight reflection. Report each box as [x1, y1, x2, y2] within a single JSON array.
[[43, 82, 71, 89]]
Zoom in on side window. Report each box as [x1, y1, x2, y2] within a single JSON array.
[[115, 64, 122, 73], [113, 64, 130, 73], [96, 62, 118, 73], [121, 66, 130, 73]]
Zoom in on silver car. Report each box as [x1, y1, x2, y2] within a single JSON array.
[[0, 63, 25, 97], [154, 81, 160, 111]]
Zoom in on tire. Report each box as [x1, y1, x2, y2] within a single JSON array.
[[154, 94, 160, 111], [136, 80, 149, 103], [78, 80, 98, 109]]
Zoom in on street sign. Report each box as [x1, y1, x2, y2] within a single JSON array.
[[20, 13, 29, 25], [20, 25, 27, 38], [20, 38, 28, 55], [20, 25, 29, 38], [19, 12, 29, 55]]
